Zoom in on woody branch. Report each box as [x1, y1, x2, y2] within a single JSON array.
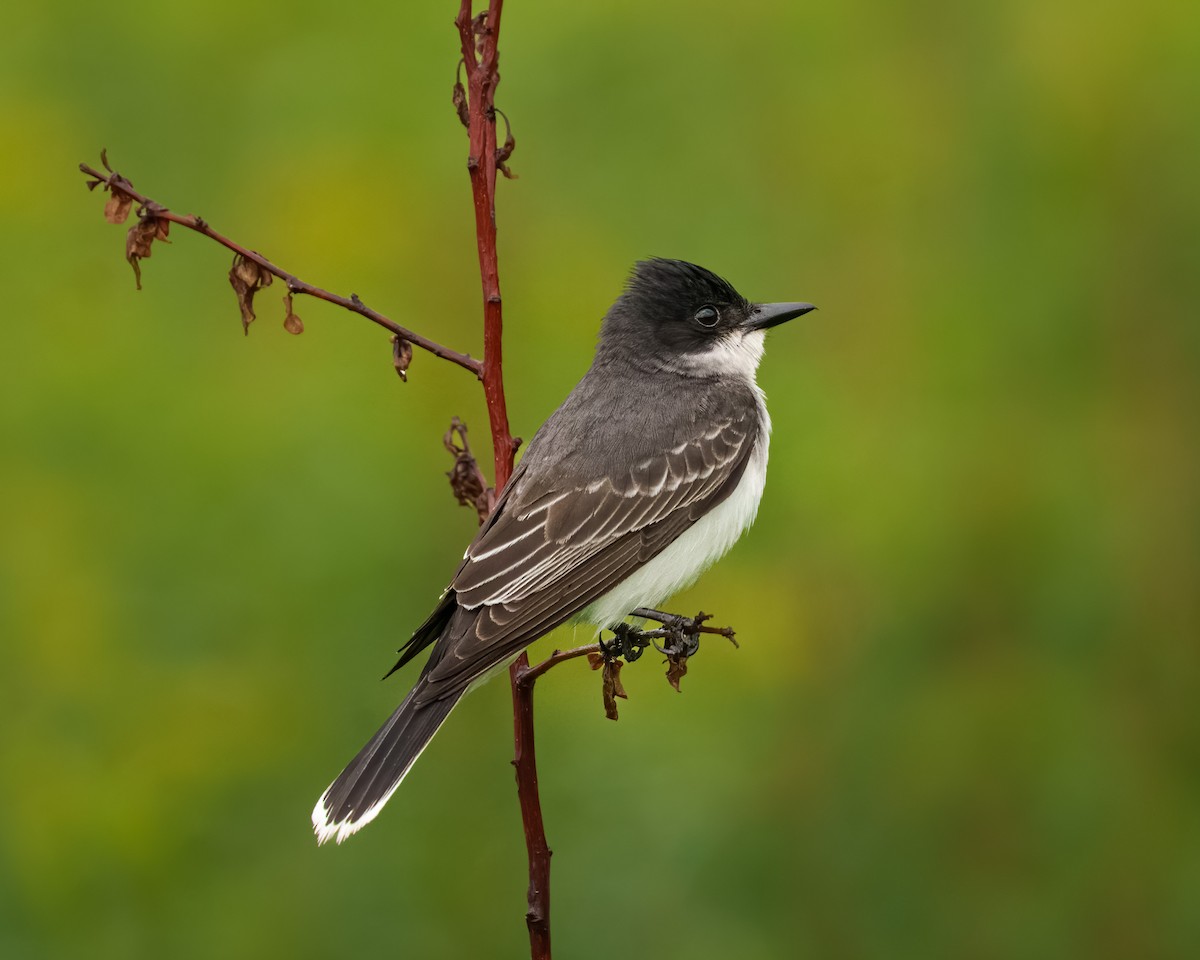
[[78, 158, 483, 378]]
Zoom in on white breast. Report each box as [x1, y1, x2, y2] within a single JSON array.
[[582, 391, 771, 629]]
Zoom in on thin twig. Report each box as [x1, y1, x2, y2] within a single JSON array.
[[78, 162, 483, 378], [520, 643, 604, 685]]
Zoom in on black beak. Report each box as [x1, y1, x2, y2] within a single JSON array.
[[744, 301, 817, 331]]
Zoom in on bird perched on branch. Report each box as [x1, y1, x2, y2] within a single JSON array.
[[313, 258, 815, 844]]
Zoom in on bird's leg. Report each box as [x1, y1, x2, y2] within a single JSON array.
[[598, 622, 655, 663], [649, 611, 701, 658], [598, 608, 736, 664], [628, 607, 739, 658], [592, 609, 738, 707]]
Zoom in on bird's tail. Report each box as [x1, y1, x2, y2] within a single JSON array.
[[311, 680, 463, 845]]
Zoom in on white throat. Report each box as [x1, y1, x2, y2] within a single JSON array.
[[660, 328, 767, 381]]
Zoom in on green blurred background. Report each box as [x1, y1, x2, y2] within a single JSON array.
[[3, 1, 1197, 957]]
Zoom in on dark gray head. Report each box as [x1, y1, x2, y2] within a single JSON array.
[[598, 258, 815, 379]]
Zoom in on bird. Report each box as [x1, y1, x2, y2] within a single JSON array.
[[312, 258, 815, 844]]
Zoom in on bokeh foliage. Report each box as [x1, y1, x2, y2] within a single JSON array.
[[2, 1, 1197, 957]]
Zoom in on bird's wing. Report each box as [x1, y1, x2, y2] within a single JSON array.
[[455, 415, 754, 604], [411, 405, 760, 700]]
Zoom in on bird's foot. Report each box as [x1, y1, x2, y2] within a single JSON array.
[[598, 622, 655, 663], [597, 608, 738, 694], [628, 607, 738, 657]]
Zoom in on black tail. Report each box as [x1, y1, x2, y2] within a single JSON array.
[[312, 678, 463, 844], [313, 593, 467, 844]]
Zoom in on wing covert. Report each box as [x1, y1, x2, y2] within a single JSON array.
[[451, 410, 756, 609]]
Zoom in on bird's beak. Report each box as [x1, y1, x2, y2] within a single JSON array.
[[744, 301, 817, 331]]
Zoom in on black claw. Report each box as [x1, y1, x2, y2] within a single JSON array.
[[602, 622, 654, 663], [603, 608, 728, 666], [645, 614, 694, 658], [617, 623, 647, 662]]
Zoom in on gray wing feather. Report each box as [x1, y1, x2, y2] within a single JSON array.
[[414, 500, 703, 704], [453, 411, 754, 607]]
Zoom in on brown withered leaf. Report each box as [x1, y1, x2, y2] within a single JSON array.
[[125, 221, 155, 259], [124, 215, 164, 290], [392, 335, 413, 381], [495, 109, 517, 180], [232, 254, 263, 287], [588, 651, 631, 719], [608, 659, 628, 699], [104, 190, 134, 224], [443, 417, 491, 522], [228, 267, 254, 331], [665, 651, 689, 693], [601, 657, 628, 720], [228, 253, 273, 334], [452, 79, 469, 128], [282, 293, 304, 335]]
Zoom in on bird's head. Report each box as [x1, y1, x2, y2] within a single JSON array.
[[600, 258, 815, 378]]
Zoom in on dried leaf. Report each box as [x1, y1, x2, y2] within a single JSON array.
[[392, 335, 413, 381], [282, 293, 304, 335], [608, 659, 627, 699], [228, 253, 273, 334], [125, 221, 155, 259], [665, 652, 688, 693], [228, 271, 250, 328], [124, 216, 161, 290], [100, 148, 112, 173], [104, 191, 133, 224], [452, 80, 469, 128], [495, 109, 517, 179], [601, 658, 627, 721], [233, 255, 262, 287], [443, 417, 491, 522]]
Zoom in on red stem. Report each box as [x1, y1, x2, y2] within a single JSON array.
[[455, 4, 550, 959], [456, 0, 516, 491], [510, 660, 551, 956]]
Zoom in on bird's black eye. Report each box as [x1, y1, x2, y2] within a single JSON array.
[[694, 305, 720, 327]]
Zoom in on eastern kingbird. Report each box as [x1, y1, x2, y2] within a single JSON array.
[[313, 258, 815, 844]]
